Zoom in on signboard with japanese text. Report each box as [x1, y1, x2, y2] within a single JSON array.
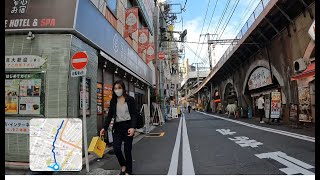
[[5, 55, 47, 69], [79, 78, 90, 116], [5, 0, 77, 30], [5, 119, 29, 134], [248, 67, 272, 90], [138, 28, 149, 53], [97, 83, 103, 115], [103, 84, 113, 115], [124, 7, 138, 38], [270, 91, 281, 119], [5, 73, 45, 116]]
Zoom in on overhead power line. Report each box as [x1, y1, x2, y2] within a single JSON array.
[[192, 0, 211, 64], [218, 0, 240, 40]]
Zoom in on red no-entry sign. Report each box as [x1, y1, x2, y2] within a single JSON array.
[[71, 52, 88, 70]]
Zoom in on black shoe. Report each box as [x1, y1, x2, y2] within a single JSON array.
[[119, 170, 126, 175]]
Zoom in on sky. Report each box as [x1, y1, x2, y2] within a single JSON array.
[[167, 0, 262, 68]]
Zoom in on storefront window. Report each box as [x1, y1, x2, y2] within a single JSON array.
[[5, 73, 45, 116]]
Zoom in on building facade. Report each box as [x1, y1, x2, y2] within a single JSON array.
[[5, 0, 155, 162]]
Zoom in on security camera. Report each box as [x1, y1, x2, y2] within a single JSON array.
[[26, 31, 35, 40]]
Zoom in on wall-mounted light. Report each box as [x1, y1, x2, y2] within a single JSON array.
[[123, 72, 127, 78], [130, 77, 133, 82], [104, 61, 107, 68], [26, 31, 35, 40], [114, 67, 118, 74]]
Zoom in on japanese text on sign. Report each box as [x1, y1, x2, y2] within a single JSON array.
[[5, 119, 30, 134]]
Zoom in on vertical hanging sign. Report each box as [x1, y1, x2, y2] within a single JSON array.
[[270, 91, 281, 119], [124, 7, 138, 38], [138, 28, 149, 53], [146, 44, 155, 64]]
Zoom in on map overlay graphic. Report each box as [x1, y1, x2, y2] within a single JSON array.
[[30, 118, 82, 171]]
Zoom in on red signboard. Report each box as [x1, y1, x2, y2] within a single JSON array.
[[158, 51, 165, 60], [71, 52, 88, 70], [138, 28, 149, 53], [146, 44, 155, 64], [124, 7, 138, 38]]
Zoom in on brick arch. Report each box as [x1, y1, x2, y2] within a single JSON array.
[[242, 59, 285, 95], [222, 78, 239, 104]]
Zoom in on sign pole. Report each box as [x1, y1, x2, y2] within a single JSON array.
[[82, 74, 90, 172]]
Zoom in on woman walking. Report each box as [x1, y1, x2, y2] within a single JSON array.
[[100, 80, 137, 175]]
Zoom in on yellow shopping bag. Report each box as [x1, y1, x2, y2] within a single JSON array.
[[88, 136, 106, 158]]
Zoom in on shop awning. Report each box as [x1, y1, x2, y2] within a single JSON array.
[[291, 62, 315, 80]]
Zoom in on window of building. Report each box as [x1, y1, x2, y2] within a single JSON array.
[[107, 0, 117, 16], [90, 0, 107, 16]]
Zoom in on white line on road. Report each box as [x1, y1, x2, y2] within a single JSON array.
[[182, 113, 195, 175], [167, 115, 182, 175], [197, 111, 315, 143]]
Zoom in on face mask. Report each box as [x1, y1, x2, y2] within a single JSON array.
[[114, 89, 123, 97]]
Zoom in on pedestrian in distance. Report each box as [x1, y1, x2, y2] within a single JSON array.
[[257, 94, 265, 123], [100, 80, 137, 175], [188, 105, 191, 113]]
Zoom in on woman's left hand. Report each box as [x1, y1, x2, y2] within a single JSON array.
[[128, 128, 135, 137]]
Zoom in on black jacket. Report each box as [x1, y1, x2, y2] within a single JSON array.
[[103, 95, 137, 130]]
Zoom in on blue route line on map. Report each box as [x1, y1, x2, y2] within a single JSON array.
[[48, 120, 65, 171]]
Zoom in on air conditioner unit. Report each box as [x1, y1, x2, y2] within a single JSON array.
[[293, 58, 307, 73]]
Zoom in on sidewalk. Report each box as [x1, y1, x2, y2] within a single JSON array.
[[5, 126, 156, 175], [203, 111, 315, 138]]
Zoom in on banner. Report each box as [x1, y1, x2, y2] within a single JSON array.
[[270, 91, 281, 119], [146, 44, 155, 64], [138, 28, 149, 53], [124, 7, 138, 38], [158, 51, 165, 60]]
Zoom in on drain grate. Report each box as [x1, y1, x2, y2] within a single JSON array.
[[145, 132, 165, 137]]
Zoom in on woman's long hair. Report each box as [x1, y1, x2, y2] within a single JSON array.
[[110, 80, 128, 103]]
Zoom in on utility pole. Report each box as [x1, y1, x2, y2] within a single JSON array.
[[200, 33, 217, 70], [154, 6, 159, 104]]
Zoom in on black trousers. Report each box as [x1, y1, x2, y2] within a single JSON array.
[[112, 121, 133, 174], [259, 109, 264, 121]]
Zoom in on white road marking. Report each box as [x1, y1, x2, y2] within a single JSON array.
[[198, 111, 315, 143], [228, 136, 263, 148], [255, 151, 314, 175], [216, 129, 236, 135], [182, 113, 195, 175], [167, 115, 182, 175]]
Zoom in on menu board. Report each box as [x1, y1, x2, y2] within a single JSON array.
[[97, 83, 103, 115], [103, 84, 113, 115]]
